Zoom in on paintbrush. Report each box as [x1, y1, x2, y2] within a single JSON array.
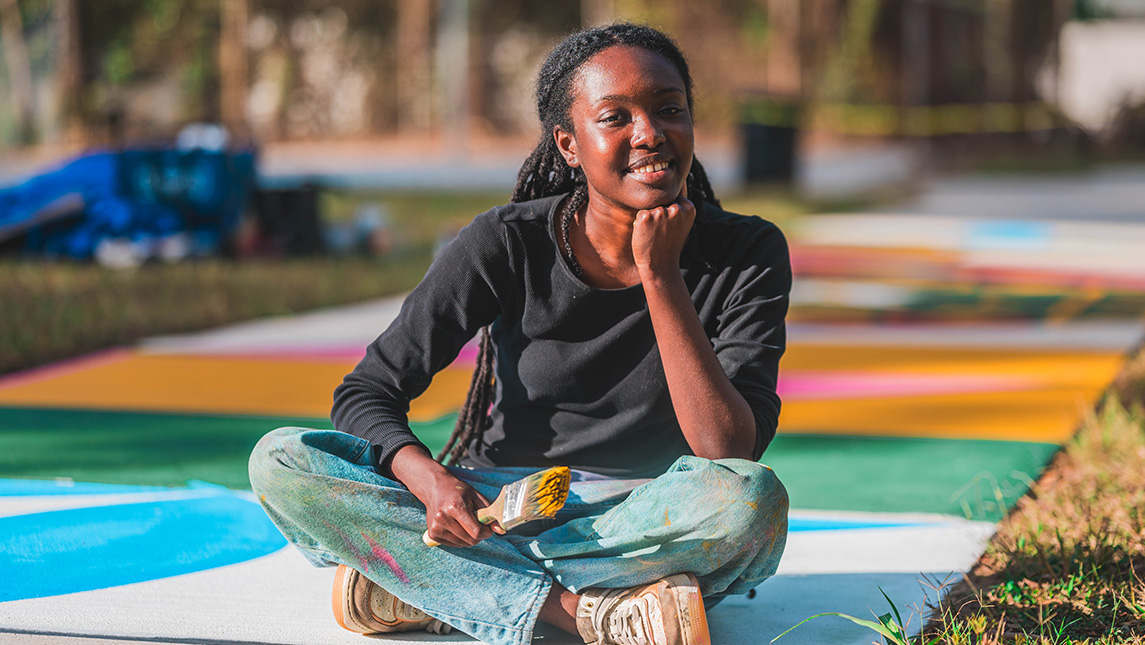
[[422, 466, 571, 547]]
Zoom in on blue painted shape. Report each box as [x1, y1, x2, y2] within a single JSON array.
[[0, 478, 176, 496], [0, 495, 287, 601], [789, 517, 923, 532], [966, 220, 1051, 250]]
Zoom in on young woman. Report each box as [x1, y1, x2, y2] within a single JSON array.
[[250, 23, 790, 645]]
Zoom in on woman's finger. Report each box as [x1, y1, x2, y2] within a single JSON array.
[[452, 503, 489, 541], [429, 517, 481, 548], [426, 523, 466, 548]]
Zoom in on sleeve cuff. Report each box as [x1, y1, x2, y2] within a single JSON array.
[[371, 435, 430, 479]]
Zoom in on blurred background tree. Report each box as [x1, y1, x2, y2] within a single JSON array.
[[1, 0, 1142, 153]]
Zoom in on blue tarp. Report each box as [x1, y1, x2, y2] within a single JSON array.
[[0, 148, 256, 259]]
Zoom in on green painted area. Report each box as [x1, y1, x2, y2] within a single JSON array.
[[764, 434, 1060, 521], [0, 408, 1056, 521], [0, 408, 455, 490]]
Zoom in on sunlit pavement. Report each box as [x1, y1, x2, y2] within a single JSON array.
[[2, 171, 1144, 643]]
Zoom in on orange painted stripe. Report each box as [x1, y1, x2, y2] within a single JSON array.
[[0, 353, 470, 422], [781, 387, 1104, 443]]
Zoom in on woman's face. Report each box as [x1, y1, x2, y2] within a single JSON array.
[[555, 45, 694, 214]]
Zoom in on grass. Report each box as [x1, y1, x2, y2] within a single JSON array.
[[920, 346, 1145, 643], [772, 347, 1145, 644], [0, 256, 433, 376], [0, 189, 513, 377]]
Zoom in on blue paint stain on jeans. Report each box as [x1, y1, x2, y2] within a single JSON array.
[[0, 495, 286, 601]]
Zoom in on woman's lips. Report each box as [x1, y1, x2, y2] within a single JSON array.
[[627, 160, 673, 183]]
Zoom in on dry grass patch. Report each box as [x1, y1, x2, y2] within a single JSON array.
[[926, 347, 1145, 643]]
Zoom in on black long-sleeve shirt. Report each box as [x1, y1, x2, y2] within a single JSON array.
[[332, 194, 791, 479]]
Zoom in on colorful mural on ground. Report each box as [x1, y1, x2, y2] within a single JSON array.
[[1, 208, 1142, 644]]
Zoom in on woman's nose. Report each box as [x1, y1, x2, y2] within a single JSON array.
[[630, 115, 665, 148]]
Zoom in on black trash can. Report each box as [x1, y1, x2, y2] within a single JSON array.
[[252, 184, 324, 255], [741, 98, 801, 186]]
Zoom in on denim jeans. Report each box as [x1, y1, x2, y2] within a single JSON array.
[[249, 427, 788, 645]]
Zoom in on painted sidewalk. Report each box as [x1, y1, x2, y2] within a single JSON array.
[[2, 307, 1137, 643], [3, 177, 1144, 643]]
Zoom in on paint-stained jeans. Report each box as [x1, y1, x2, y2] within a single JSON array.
[[248, 427, 788, 645]]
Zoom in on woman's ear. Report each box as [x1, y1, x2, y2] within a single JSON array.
[[554, 126, 579, 168]]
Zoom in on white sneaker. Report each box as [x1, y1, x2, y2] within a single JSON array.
[[576, 573, 710, 645], [331, 564, 452, 635]]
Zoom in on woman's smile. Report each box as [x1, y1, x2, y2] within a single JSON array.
[[627, 156, 675, 184]]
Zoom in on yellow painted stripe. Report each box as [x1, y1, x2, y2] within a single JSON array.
[[782, 346, 1123, 384], [0, 353, 470, 422], [781, 387, 1104, 443]]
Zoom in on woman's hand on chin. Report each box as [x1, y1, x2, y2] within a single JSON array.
[[631, 194, 695, 279]]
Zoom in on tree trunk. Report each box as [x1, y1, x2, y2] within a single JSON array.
[[984, 0, 1013, 103], [766, 0, 802, 98], [0, 0, 37, 144], [53, 0, 82, 143], [436, 0, 469, 145], [219, 0, 249, 140], [396, 0, 432, 133]]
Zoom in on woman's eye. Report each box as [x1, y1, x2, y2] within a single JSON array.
[[599, 113, 624, 124], [660, 106, 684, 116]]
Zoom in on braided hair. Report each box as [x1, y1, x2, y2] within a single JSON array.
[[436, 22, 721, 465]]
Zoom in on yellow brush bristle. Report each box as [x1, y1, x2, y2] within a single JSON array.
[[526, 466, 571, 518]]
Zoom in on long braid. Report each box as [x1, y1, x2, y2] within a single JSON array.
[[438, 23, 719, 466], [437, 327, 495, 465]]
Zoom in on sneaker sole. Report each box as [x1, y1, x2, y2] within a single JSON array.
[[661, 573, 711, 645], [332, 564, 438, 634], [332, 564, 372, 634]]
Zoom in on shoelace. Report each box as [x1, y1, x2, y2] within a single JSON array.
[[605, 596, 655, 645], [425, 619, 452, 634]]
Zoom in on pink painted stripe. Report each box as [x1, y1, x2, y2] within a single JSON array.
[[142, 346, 367, 360], [0, 348, 132, 391], [454, 341, 480, 365], [141, 339, 485, 365], [777, 371, 1034, 400], [169, 350, 368, 362]]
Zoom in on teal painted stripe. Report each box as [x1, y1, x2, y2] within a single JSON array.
[[0, 407, 455, 490], [764, 433, 1059, 522], [0, 408, 1058, 521]]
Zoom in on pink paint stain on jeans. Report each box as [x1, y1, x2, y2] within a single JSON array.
[[360, 531, 410, 584], [324, 521, 368, 573]]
